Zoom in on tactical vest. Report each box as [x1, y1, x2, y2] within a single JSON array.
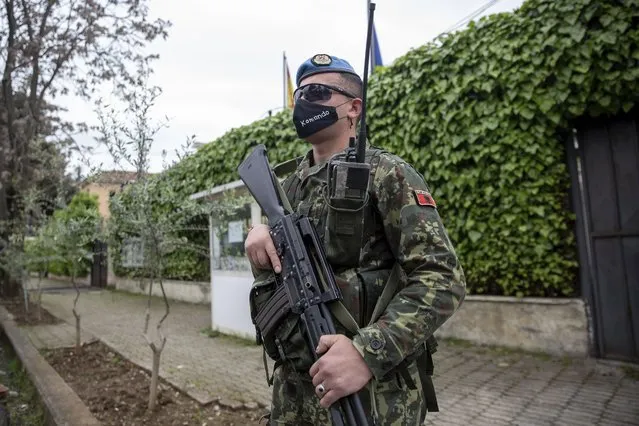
[[249, 146, 439, 412]]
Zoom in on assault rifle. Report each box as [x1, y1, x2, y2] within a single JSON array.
[[238, 144, 368, 426]]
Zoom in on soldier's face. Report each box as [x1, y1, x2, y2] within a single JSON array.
[[296, 73, 355, 144]]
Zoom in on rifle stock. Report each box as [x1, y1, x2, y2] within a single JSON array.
[[238, 144, 286, 223]]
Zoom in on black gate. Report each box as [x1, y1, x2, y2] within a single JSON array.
[[567, 112, 639, 362], [91, 240, 108, 288]]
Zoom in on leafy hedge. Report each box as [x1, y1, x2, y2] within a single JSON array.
[[366, 0, 638, 296], [165, 112, 305, 197], [116, 0, 639, 296], [27, 192, 101, 277]]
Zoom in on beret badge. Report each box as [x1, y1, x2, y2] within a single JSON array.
[[311, 54, 332, 66]]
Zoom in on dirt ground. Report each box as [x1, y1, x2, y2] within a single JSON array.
[[2, 298, 267, 425], [1, 298, 62, 326], [43, 341, 267, 426]]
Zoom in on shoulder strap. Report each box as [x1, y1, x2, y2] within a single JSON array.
[[273, 156, 303, 178], [364, 147, 386, 201], [281, 174, 303, 213], [330, 262, 405, 336], [367, 262, 404, 326], [329, 301, 360, 335]]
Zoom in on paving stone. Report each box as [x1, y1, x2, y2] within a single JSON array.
[[605, 401, 639, 416], [518, 408, 560, 424], [218, 398, 245, 410], [511, 416, 554, 426], [555, 415, 600, 426], [478, 408, 516, 422], [244, 401, 259, 410], [472, 417, 511, 426], [559, 407, 602, 420], [601, 411, 639, 425], [599, 417, 639, 426]]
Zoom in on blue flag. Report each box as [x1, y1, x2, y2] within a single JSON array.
[[371, 24, 383, 73]]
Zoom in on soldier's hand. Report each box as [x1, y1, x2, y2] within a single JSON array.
[[245, 224, 282, 273], [309, 334, 373, 409]]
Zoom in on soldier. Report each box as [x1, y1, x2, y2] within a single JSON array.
[[245, 53, 466, 425]]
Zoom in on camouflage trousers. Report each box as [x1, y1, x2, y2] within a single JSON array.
[[266, 363, 427, 425]]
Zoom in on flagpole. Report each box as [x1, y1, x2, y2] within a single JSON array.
[[367, 0, 371, 75], [282, 51, 288, 109]]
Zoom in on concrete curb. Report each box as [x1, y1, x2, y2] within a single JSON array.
[[0, 306, 101, 426]]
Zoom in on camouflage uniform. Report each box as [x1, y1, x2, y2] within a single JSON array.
[[252, 145, 466, 425]]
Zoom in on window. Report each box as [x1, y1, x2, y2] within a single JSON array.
[[121, 237, 144, 267], [211, 203, 252, 271]]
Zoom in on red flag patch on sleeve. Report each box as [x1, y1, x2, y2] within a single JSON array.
[[414, 190, 437, 207]]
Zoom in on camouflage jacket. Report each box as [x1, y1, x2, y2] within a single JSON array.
[[251, 145, 466, 381]]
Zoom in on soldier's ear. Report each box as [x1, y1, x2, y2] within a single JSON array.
[[347, 98, 362, 121]]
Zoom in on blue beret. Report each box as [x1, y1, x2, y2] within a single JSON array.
[[296, 54, 362, 86]]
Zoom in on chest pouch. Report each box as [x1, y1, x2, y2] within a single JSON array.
[[323, 157, 371, 268]]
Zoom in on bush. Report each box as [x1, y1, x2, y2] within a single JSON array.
[[31, 192, 101, 278]]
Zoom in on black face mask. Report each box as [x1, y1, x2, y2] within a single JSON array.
[[292, 99, 340, 139]]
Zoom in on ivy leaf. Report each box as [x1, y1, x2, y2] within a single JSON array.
[[600, 32, 618, 45], [599, 14, 614, 28], [468, 231, 482, 243], [531, 206, 545, 217], [535, 96, 555, 114], [485, 118, 499, 130], [622, 101, 634, 113], [567, 26, 586, 43], [519, 106, 535, 120], [573, 59, 590, 74]]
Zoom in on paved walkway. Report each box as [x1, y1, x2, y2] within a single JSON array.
[[22, 287, 639, 426]]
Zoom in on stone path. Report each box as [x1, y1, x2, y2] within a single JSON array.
[[24, 288, 639, 425]]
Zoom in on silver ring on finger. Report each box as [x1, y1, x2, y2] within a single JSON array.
[[316, 383, 326, 395]]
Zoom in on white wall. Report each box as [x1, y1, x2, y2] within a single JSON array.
[[210, 270, 256, 340], [116, 277, 210, 304], [435, 295, 590, 356]]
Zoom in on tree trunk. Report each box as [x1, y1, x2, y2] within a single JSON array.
[[148, 347, 162, 411], [73, 310, 81, 352], [71, 271, 81, 353], [21, 270, 29, 314], [1, 0, 18, 293], [37, 272, 43, 321], [0, 0, 17, 240], [0, 273, 21, 298]]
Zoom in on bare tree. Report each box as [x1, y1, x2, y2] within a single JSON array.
[[0, 0, 171, 296], [97, 68, 201, 411], [46, 192, 101, 351]]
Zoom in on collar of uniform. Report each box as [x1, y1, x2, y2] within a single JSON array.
[[295, 149, 328, 183], [293, 150, 313, 183]]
